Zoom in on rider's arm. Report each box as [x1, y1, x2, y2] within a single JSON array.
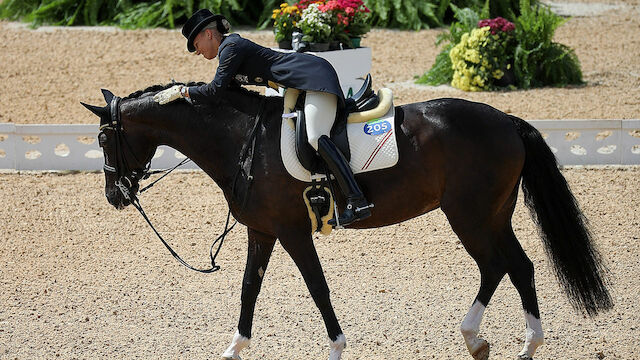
[[187, 42, 243, 103]]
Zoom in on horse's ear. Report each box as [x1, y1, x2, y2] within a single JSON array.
[[101, 89, 115, 104], [81, 102, 108, 117]]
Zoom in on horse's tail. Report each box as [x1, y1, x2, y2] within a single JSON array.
[[509, 115, 613, 316]]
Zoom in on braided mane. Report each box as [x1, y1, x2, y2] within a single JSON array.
[[123, 81, 267, 102], [123, 82, 204, 100]]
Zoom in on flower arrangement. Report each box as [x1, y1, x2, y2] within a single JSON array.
[[272, 0, 371, 50], [298, 3, 333, 43], [272, 3, 301, 43], [417, 1, 583, 91], [449, 17, 516, 91]]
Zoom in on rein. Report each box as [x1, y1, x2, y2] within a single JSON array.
[[101, 95, 264, 273]]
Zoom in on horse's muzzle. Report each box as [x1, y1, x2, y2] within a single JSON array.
[[106, 186, 131, 210]]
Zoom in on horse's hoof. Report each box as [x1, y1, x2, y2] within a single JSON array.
[[221, 356, 241, 360], [471, 339, 490, 360], [516, 356, 532, 360]]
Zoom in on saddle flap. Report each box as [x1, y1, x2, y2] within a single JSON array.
[[281, 98, 397, 183]]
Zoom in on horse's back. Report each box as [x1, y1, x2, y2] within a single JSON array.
[[399, 98, 525, 166], [397, 98, 525, 219]]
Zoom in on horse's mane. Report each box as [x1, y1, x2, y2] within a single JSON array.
[[122, 81, 282, 124], [122, 82, 200, 100], [123, 81, 268, 103]]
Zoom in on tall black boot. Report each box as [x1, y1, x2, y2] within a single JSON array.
[[316, 135, 372, 226]]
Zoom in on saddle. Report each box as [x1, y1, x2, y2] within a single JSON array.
[[280, 74, 397, 234], [288, 74, 381, 174]]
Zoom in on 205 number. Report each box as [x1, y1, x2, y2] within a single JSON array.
[[364, 120, 391, 135]]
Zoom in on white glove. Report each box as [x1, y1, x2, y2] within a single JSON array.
[[153, 85, 183, 105]]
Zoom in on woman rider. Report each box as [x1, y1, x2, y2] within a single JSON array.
[[154, 9, 371, 226]]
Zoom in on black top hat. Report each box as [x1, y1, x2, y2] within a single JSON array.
[[182, 9, 224, 52]]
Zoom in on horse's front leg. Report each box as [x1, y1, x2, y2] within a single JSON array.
[[221, 228, 276, 360], [280, 232, 346, 360]]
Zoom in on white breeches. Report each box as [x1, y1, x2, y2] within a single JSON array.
[[304, 91, 338, 150]]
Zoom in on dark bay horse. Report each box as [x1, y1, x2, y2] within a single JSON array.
[[82, 83, 612, 360]]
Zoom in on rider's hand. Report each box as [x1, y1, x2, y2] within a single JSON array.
[[153, 85, 184, 105]]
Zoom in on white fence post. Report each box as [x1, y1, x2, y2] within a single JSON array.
[[0, 123, 16, 170]]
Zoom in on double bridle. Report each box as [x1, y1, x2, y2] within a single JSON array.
[[99, 96, 148, 201], [99, 95, 236, 273]]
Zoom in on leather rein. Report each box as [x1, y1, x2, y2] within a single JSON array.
[[99, 95, 265, 273]]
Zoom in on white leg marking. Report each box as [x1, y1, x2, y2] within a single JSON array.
[[221, 330, 250, 360], [328, 334, 346, 360], [517, 312, 544, 358], [460, 301, 487, 356]]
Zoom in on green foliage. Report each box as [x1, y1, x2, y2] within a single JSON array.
[[416, 45, 454, 85], [512, 0, 582, 88], [417, 0, 582, 90], [365, 0, 442, 30], [0, 0, 272, 28], [0, 0, 533, 30]]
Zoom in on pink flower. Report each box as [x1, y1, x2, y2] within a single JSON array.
[[478, 17, 515, 35], [337, 13, 349, 25], [339, 0, 362, 8], [296, 0, 323, 11], [318, 0, 340, 12]]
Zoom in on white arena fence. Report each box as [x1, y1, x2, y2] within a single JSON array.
[[0, 120, 639, 171]]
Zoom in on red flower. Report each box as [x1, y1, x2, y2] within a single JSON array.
[[337, 13, 349, 25], [478, 17, 515, 35], [296, 0, 324, 10], [319, 0, 341, 12]]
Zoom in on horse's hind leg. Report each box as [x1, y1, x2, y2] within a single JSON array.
[[279, 232, 345, 360], [222, 228, 276, 360], [445, 211, 544, 360], [452, 227, 507, 360], [504, 230, 544, 359]]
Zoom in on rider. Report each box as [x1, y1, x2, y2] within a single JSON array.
[[154, 9, 372, 226]]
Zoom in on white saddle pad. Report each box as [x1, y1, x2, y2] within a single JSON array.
[[280, 104, 398, 182]]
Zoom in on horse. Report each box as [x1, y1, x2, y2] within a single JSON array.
[[82, 82, 612, 360]]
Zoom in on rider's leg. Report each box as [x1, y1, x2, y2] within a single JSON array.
[[304, 91, 336, 150], [305, 91, 372, 226]]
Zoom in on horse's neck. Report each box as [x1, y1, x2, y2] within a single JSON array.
[[139, 96, 266, 188]]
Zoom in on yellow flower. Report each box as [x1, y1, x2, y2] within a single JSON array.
[[464, 49, 480, 64]]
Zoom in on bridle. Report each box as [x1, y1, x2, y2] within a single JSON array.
[[99, 96, 148, 202], [98, 95, 236, 273]]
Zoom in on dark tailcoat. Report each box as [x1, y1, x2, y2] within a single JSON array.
[[188, 34, 345, 105]]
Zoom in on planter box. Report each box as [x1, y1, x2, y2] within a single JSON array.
[[266, 47, 372, 98]]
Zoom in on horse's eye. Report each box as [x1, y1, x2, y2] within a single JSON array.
[[98, 132, 108, 147]]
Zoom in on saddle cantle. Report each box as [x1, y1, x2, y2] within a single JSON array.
[[280, 75, 399, 183]]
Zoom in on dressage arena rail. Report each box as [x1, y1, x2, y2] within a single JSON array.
[[0, 120, 639, 170]]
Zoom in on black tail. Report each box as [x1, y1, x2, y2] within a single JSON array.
[[510, 115, 613, 316]]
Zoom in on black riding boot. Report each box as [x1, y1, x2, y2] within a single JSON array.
[[317, 135, 372, 226]]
